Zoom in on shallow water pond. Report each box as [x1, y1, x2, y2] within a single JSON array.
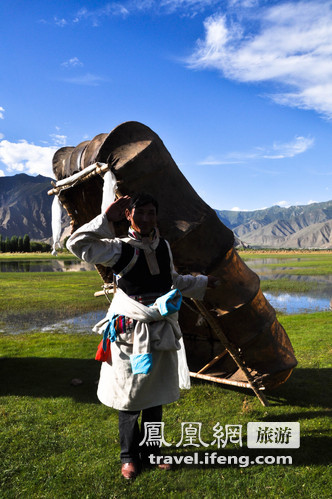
[[264, 292, 331, 314], [40, 310, 106, 335], [0, 255, 330, 335], [13, 291, 330, 336], [244, 255, 331, 313], [0, 259, 95, 272]]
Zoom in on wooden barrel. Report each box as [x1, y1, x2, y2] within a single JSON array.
[[52, 121, 297, 390]]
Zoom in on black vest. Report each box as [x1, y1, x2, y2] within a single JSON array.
[[112, 238, 172, 296]]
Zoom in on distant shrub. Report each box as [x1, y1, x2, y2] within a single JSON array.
[[30, 241, 52, 253], [23, 234, 30, 252], [0, 233, 51, 253]]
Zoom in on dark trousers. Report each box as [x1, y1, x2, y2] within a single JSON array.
[[118, 405, 162, 464]]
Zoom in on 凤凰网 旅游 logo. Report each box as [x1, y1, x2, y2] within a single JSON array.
[[247, 422, 300, 448]]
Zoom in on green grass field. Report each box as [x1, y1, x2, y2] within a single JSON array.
[[240, 251, 332, 295], [0, 252, 75, 261], [0, 271, 105, 331], [239, 251, 332, 274], [1, 313, 331, 499], [0, 252, 331, 498]]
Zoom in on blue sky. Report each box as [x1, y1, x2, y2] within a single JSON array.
[[0, 0, 331, 211]]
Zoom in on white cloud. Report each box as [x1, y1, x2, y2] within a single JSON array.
[[62, 73, 105, 86], [228, 0, 258, 7], [198, 155, 245, 165], [0, 169, 5, 177], [0, 140, 57, 177], [261, 136, 314, 159], [159, 0, 220, 13], [53, 0, 219, 27], [307, 199, 318, 204], [231, 206, 249, 211], [0, 133, 4, 140], [50, 134, 67, 146], [188, 1, 332, 118], [199, 135, 314, 165], [127, 0, 221, 16], [61, 57, 83, 68], [161, 0, 216, 5], [0, 106, 4, 119], [73, 4, 129, 26], [54, 17, 67, 27], [276, 200, 291, 208]]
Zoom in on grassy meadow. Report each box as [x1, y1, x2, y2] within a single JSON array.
[[0, 251, 331, 498], [0, 271, 104, 328], [239, 250, 332, 295]]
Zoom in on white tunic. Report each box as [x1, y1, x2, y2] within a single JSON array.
[[67, 214, 208, 411]]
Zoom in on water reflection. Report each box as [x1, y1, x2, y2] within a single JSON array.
[[264, 292, 331, 314], [7, 291, 329, 336], [259, 273, 332, 284], [248, 257, 302, 265], [0, 255, 330, 336], [245, 256, 332, 310], [0, 259, 95, 272], [44, 295, 330, 332], [41, 310, 106, 334], [246, 256, 331, 280]]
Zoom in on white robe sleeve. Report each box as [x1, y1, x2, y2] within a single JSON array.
[[164, 241, 208, 300], [66, 213, 122, 267], [172, 270, 208, 300]]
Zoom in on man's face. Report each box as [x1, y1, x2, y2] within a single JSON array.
[[126, 202, 157, 236]]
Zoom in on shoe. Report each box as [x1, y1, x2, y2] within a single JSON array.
[[158, 463, 172, 471], [121, 462, 138, 480]]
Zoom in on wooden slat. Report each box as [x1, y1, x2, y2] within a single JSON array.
[[197, 351, 228, 374], [191, 299, 269, 406]]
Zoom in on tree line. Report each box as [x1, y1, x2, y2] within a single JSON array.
[[0, 234, 51, 253]]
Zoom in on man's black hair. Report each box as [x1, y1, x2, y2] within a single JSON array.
[[129, 192, 158, 213]]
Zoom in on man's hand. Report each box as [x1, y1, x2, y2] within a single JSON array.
[[207, 275, 220, 289], [105, 196, 131, 222]]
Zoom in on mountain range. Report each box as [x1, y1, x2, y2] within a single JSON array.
[[0, 173, 331, 249], [216, 201, 332, 249], [0, 174, 68, 241]]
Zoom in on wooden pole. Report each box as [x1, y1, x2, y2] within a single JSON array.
[[47, 162, 110, 196], [94, 289, 114, 297], [191, 299, 269, 406], [189, 371, 264, 390], [197, 351, 228, 374]]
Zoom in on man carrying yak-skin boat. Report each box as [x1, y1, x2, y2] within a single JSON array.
[[67, 193, 219, 480]]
